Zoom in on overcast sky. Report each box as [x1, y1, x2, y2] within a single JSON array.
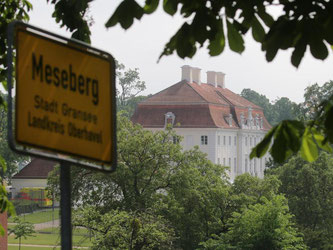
[[28, 0, 333, 104]]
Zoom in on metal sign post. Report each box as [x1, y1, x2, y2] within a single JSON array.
[[60, 162, 72, 249], [6, 21, 117, 249]]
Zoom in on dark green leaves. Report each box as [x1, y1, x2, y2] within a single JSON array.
[[144, 0, 159, 14], [250, 127, 277, 159], [208, 18, 225, 56], [49, 0, 91, 43], [251, 120, 305, 164], [106, 0, 144, 29], [163, 0, 177, 15], [251, 16, 265, 42], [291, 39, 307, 68], [309, 37, 328, 60], [227, 19, 245, 53]]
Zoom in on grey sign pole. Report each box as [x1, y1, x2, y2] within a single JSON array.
[[60, 162, 72, 249]]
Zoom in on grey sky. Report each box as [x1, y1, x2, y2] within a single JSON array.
[[28, 0, 333, 103]]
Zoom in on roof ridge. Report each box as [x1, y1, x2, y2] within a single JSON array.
[[215, 90, 234, 106], [186, 82, 210, 103]]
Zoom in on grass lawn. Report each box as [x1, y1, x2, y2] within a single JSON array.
[[8, 246, 60, 250], [8, 227, 92, 247], [8, 209, 60, 224]]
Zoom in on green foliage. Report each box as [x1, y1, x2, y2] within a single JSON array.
[[48, 115, 231, 249], [0, 0, 31, 104], [48, 0, 92, 43], [300, 81, 333, 120], [73, 207, 176, 249], [230, 174, 281, 211], [48, 0, 333, 166], [116, 61, 147, 116], [101, 0, 333, 67], [241, 88, 301, 126], [242, 86, 333, 164], [201, 195, 306, 250], [275, 152, 333, 248], [9, 216, 35, 249]]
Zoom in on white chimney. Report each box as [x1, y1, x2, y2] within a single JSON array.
[[206, 71, 217, 87], [192, 67, 201, 85], [181, 65, 192, 82], [216, 72, 226, 88]]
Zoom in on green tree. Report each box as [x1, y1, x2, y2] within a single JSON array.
[[273, 152, 333, 248], [241, 89, 301, 126], [240, 88, 275, 125], [73, 207, 176, 250], [116, 61, 147, 117], [48, 114, 231, 249], [8, 217, 35, 250], [271, 97, 301, 124], [299, 81, 333, 120], [229, 174, 281, 212], [201, 195, 306, 250], [116, 62, 146, 107]]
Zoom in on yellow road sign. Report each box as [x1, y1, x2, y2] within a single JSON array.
[[15, 26, 116, 164]]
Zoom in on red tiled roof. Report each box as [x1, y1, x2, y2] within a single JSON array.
[[12, 158, 57, 179], [132, 81, 271, 130]]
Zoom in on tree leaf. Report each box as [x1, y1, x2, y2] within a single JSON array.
[[105, 0, 144, 29], [0, 155, 6, 174], [208, 18, 225, 56], [270, 120, 304, 163], [300, 127, 318, 162], [250, 126, 277, 159], [227, 19, 245, 53], [309, 38, 328, 60], [252, 16, 265, 42], [144, 0, 159, 14], [163, 0, 177, 16], [311, 127, 332, 153], [291, 39, 307, 68], [257, 8, 274, 27]]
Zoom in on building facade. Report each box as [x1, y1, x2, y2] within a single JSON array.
[[132, 65, 271, 181]]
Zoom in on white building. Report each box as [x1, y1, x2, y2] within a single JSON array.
[[132, 65, 271, 181], [11, 158, 57, 198]]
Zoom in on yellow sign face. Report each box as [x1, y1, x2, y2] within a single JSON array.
[[15, 28, 115, 163]]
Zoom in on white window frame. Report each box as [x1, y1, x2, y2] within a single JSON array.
[[201, 135, 208, 145]]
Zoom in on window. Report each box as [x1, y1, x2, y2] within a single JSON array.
[[250, 137, 252, 146], [254, 137, 257, 145], [223, 136, 226, 145], [218, 135, 220, 145], [229, 136, 231, 145], [223, 158, 226, 166], [201, 135, 208, 145], [172, 136, 179, 144], [250, 160, 252, 173], [234, 136, 236, 146], [245, 159, 248, 172], [218, 158, 220, 164], [234, 158, 237, 173], [164, 112, 175, 127], [254, 159, 257, 173], [245, 137, 248, 146], [260, 159, 262, 172], [228, 158, 231, 167]]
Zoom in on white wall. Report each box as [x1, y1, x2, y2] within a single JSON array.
[[147, 127, 270, 182]]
